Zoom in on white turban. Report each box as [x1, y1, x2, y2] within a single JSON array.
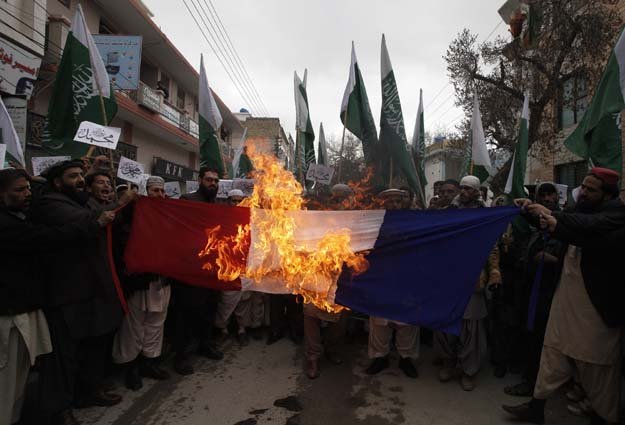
[[460, 175, 480, 191]]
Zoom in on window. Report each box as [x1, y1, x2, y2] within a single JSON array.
[[177, 87, 186, 110], [559, 75, 588, 130], [555, 161, 587, 189]]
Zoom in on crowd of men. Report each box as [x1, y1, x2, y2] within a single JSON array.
[[0, 156, 623, 425]]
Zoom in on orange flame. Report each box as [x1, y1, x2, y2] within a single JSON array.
[[198, 148, 369, 313]]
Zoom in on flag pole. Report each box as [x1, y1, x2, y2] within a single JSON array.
[[389, 157, 394, 188]]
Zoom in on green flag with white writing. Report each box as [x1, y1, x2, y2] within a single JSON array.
[[379, 35, 421, 195], [505, 94, 530, 200], [564, 28, 625, 173], [43, 4, 117, 158], [340, 42, 378, 165], [199, 54, 225, 177]]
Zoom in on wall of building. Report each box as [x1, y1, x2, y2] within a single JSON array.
[[0, 0, 47, 56], [131, 126, 191, 171]]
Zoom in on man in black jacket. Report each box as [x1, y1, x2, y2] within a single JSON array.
[[170, 167, 223, 375], [0, 168, 114, 425], [30, 160, 135, 422], [504, 168, 624, 425]]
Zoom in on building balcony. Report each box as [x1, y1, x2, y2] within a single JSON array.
[[128, 81, 199, 139]]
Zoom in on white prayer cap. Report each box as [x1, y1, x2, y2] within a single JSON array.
[[228, 189, 245, 198], [146, 176, 165, 188], [459, 176, 480, 191]]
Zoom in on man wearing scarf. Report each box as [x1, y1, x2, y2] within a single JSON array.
[[436, 175, 501, 391], [30, 160, 134, 424], [504, 167, 624, 425], [170, 167, 223, 376]]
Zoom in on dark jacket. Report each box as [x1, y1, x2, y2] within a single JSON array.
[[29, 190, 123, 338], [181, 189, 214, 203], [0, 208, 99, 315], [550, 199, 625, 327]]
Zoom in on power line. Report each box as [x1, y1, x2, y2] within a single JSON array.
[[425, 83, 451, 109], [182, 0, 261, 116], [204, 0, 269, 115], [428, 92, 455, 117], [192, 0, 266, 115]]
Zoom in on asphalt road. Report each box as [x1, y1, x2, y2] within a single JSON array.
[[75, 331, 587, 425]]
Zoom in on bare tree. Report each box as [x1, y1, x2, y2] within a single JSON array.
[[445, 0, 621, 190], [327, 134, 366, 184]]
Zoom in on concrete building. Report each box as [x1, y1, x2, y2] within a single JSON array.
[[423, 137, 466, 201], [2, 0, 244, 190], [238, 117, 292, 169]]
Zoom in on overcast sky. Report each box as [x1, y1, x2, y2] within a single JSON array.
[[145, 0, 508, 147]]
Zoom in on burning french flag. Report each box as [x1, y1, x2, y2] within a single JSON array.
[[124, 197, 517, 334]]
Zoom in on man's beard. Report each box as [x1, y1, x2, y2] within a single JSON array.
[[575, 199, 600, 213], [61, 184, 89, 205], [200, 184, 218, 201]]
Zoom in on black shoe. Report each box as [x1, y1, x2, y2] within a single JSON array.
[[266, 330, 284, 345], [365, 357, 389, 375], [140, 358, 171, 380], [75, 390, 122, 408], [236, 332, 250, 346], [125, 363, 143, 391], [398, 357, 418, 378], [52, 409, 80, 425], [494, 365, 507, 378], [502, 400, 545, 424], [173, 355, 194, 375], [589, 412, 607, 425], [198, 344, 224, 360], [250, 327, 264, 340]]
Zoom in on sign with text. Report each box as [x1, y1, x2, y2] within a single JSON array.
[[31, 156, 70, 176], [305, 164, 334, 185], [152, 157, 198, 182], [217, 179, 233, 199], [0, 36, 41, 98], [117, 156, 145, 185], [164, 181, 181, 199], [3, 96, 26, 154], [93, 35, 142, 90], [74, 121, 121, 149], [232, 178, 255, 197], [186, 180, 199, 193]]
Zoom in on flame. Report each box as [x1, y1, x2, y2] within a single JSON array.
[[198, 149, 369, 313]]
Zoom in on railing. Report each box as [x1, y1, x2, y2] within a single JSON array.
[[132, 81, 199, 139]]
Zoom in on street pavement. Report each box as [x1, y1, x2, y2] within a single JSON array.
[[75, 330, 587, 425]]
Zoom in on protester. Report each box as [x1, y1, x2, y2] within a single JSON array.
[[504, 168, 624, 425], [365, 189, 420, 379], [170, 167, 223, 375], [437, 179, 460, 209], [85, 171, 114, 206], [267, 294, 303, 345], [0, 169, 116, 425], [435, 175, 501, 391], [504, 182, 565, 395], [112, 176, 171, 391], [302, 184, 354, 379], [215, 189, 253, 346], [29, 160, 135, 424]]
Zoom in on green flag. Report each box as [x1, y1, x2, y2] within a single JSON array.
[[469, 93, 492, 182], [379, 35, 421, 195], [317, 122, 328, 166], [294, 70, 315, 174], [340, 42, 378, 165], [410, 88, 427, 199], [505, 94, 530, 200], [199, 54, 225, 177], [564, 28, 625, 173], [42, 4, 117, 158]]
